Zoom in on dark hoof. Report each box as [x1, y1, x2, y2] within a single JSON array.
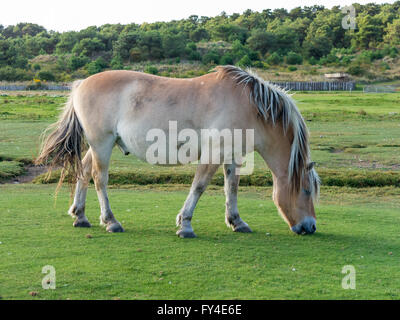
[[234, 224, 252, 233], [176, 229, 197, 238], [107, 222, 124, 233], [73, 219, 92, 228]]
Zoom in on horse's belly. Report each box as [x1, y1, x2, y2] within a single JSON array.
[[117, 123, 200, 165]]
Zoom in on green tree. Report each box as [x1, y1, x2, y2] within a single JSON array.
[[162, 32, 186, 58], [247, 29, 276, 55], [354, 14, 384, 49], [384, 18, 400, 45], [87, 57, 108, 75]]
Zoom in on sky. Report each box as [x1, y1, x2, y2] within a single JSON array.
[[0, 0, 397, 32]]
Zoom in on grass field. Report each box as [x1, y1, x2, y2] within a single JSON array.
[[1, 184, 399, 300], [0, 90, 399, 299]]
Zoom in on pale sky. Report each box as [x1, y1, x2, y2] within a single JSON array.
[[0, 0, 397, 32]]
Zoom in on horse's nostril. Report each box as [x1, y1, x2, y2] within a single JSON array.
[[311, 224, 316, 232]]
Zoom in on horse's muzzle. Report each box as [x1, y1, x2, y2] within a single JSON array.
[[291, 217, 316, 235]]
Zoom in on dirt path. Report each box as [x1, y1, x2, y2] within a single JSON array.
[[5, 165, 49, 184]]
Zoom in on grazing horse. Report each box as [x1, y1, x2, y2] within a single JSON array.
[[36, 65, 320, 237]]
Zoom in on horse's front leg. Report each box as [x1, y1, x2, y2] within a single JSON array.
[[176, 164, 220, 238], [223, 163, 252, 233], [68, 148, 93, 228]]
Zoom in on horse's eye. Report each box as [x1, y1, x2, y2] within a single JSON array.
[[303, 189, 311, 196]]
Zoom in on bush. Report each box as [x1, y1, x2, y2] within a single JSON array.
[[308, 57, 318, 65], [68, 54, 90, 71], [26, 79, 48, 90], [144, 65, 158, 75], [86, 57, 109, 75], [285, 51, 303, 65], [347, 63, 366, 76], [188, 50, 201, 61], [37, 71, 56, 81], [185, 43, 201, 61], [237, 55, 252, 68], [220, 53, 234, 65], [0, 67, 33, 81], [202, 50, 221, 65], [252, 61, 269, 69], [287, 66, 297, 72], [266, 52, 282, 65], [341, 56, 353, 65], [110, 55, 124, 70]]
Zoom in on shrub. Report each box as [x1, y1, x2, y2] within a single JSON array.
[[144, 65, 158, 75], [285, 51, 303, 65], [68, 54, 90, 71], [110, 55, 124, 70], [308, 57, 318, 65], [220, 53, 234, 65], [252, 61, 269, 69], [347, 63, 366, 76], [86, 57, 109, 75], [202, 50, 221, 65], [0, 67, 33, 81], [287, 66, 297, 72], [26, 79, 48, 90], [37, 71, 56, 81], [237, 55, 252, 68], [188, 50, 201, 61], [341, 56, 353, 65], [266, 52, 282, 65]]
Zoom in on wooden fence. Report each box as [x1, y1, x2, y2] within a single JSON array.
[[0, 81, 356, 92], [271, 81, 356, 91], [0, 84, 71, 91]]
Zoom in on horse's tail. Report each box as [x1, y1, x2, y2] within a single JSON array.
[[35, 80, 85, 189]]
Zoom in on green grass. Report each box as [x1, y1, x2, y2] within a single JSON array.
[[0, 160, 25, 182], [1, 91, 400, 300], [0, 183, 399, 300]]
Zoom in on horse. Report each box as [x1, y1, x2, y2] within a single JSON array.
[[36, 65, 320, 237]]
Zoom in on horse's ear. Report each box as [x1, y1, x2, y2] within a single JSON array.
[[307, 162, 316, 171]]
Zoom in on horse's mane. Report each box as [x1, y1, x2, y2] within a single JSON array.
[[216, 65, 320, 201]]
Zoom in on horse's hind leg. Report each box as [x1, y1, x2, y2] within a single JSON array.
[[176, 164, 220, 238], [68, 148, 93, 228], [223, 163, 252, 233], [91, 140, 124, 233]]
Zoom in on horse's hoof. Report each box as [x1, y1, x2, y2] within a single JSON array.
[[234, 224, 252, 233], [107, 222, 124, 233], [73, 218, 92, 228], [176, 229, 197, 238]]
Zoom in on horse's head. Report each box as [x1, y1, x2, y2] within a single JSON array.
[[271, 161, 320, 235]]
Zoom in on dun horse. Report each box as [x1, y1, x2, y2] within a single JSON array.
[[36, 66, 320, 237]]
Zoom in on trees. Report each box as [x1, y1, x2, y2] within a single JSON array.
[[247, 29, 276, 55], [354, 14, 384, 49], [162, 31, 186, 58], [72, 37, 106, 57], [384, 18, 400, 45], [0, 3, 399, 81]]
